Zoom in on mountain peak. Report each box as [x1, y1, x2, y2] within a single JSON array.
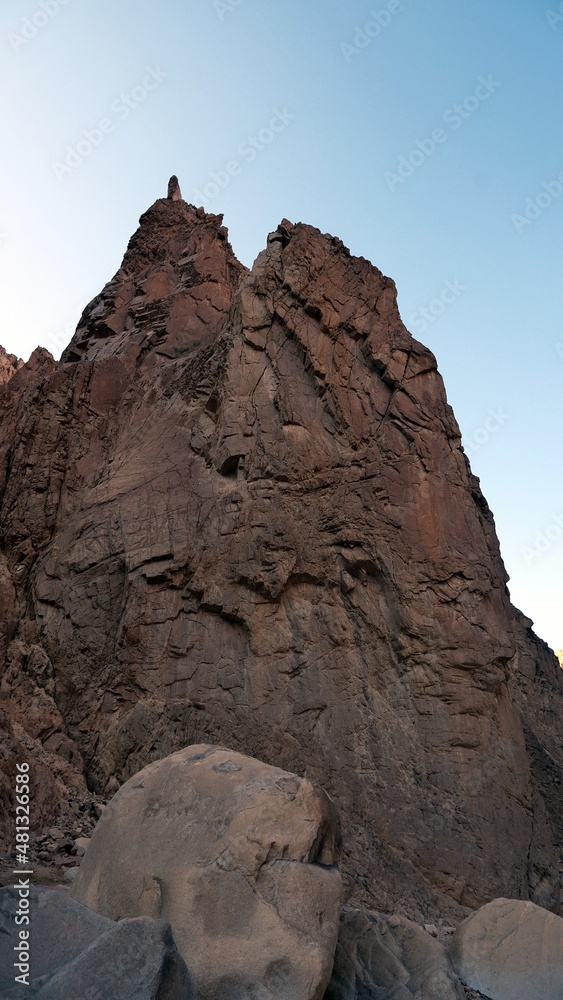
[[61, 196, 246, 368]]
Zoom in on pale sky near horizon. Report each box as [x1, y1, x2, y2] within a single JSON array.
[[0, 0, 561, 650]]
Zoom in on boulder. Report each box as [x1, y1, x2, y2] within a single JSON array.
[[0, 886, 192, 999], [449, 897, 563, 1000], [325, 907, 464, 999], [71, 744, 343, 1000]]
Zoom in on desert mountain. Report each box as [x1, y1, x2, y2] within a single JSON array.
[[1, 188, 561, 919]]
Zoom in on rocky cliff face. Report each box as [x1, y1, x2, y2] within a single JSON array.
[[1, 191, 561, 919], [0, 347, 22, 387]]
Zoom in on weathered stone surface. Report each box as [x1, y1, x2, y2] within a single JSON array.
[[449, 897, 563, 1000], [0, 193, 562, 919], [325, 907, 464, 1000], [0, 346, 22, 387], [37, 917, 193, 1000], [0, 887, 192, 999], [61, 198, 245, 369], [71, 744, 343, 1000], [167, 174, 182, 201]]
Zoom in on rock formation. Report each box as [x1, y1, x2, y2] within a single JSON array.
[[0, 886, 193, 999], [326, 908, 464, 999], [0, 347, 22, 387], [450, 898, 563, 1000], [71, 744, 343, 1000], [167, 174, 182, 201], [0, 186, 562, 921]]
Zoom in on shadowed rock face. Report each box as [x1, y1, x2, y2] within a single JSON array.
[[0, 196, 561, 920]]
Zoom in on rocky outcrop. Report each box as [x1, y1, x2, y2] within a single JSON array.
[[450, 898, 563, 1000], [61, 197, 245, 369], [0, 347, 22, 387], [71, 744, 343, 1000], [0, 189, 562, 919], [325, 908, 464, 999], [0, 887, 193, 999]]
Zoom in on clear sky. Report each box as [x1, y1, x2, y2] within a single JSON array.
[[0, 0, 561, 650]]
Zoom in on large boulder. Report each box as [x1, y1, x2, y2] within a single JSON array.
[[0, 886, 192, 999], [449, 897, 563, 1000], [325, 907, 464, 1000], [71, 744, 343, 1000]]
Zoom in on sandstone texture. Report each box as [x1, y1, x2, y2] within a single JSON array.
[[71, 744, 343, 1000], [449, 897, 563, 1000], [0, 192, 562, 919], [325, 907, 464, 999], [0, 886, 193, 999]]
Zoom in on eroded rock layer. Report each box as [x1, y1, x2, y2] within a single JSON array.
[[0, 196, 561, 919]]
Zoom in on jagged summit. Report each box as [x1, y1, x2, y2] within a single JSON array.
[[0, 190, 562, 922], [61, 196, 246, 368], [0, 345, 23, 386]]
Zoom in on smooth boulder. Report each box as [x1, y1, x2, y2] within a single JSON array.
[[71, 744, 343, 1000], [449, 897, 563, 1000], [325, 907, 464, 1000]]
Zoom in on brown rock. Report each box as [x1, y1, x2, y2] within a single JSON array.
[[61, 197, 246, 369], [0, 194, 561, 919], [449, 897, 563, 1000], [74, 836, 91, 855], [71, 744, 343, 1000], [0, 345, 22, 387], [167, 174, 182, 201]]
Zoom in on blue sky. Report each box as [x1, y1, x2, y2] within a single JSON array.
[[0, 0, 561, 650]]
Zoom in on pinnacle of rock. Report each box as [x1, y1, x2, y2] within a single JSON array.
[[167, 175, 182, 201]]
